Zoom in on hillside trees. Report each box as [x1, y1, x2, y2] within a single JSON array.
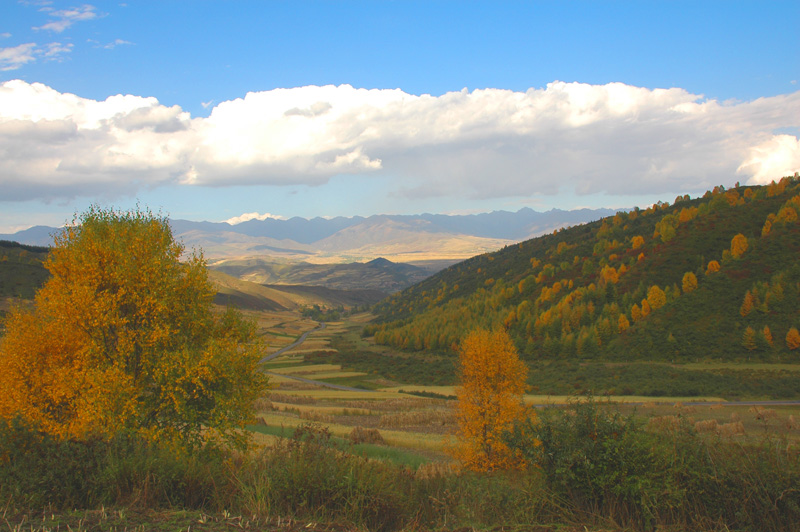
[[451, 328, 531, 471], [0, 207, 267, 448], [370, 176, 800, 365]]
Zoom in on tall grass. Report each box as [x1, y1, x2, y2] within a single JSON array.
[[2, 411, 798, 531]]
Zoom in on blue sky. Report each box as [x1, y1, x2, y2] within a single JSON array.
[[1, 1, 798, 232]]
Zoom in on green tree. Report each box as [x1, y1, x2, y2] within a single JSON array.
[[0, 206, 267, 449]]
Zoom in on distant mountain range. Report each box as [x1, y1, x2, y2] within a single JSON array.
[[1, 207, 616, 265]]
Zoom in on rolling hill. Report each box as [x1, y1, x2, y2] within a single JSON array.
[[210, 270, 386, 311], [0, 241, 388, 316], [209, 256, 432, 293], [368, 177, 800, 373]]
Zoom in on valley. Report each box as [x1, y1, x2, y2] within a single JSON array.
[[3, 179, 800, 531]]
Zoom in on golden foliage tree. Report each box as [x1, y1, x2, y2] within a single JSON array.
[[763, 326, 774, 347], [742, 327, 757, 351], [630, 303, 642, 323], [706, 260, 721, 275], [0, 207, 267, 448], [740, 291, 755, 317], [787, 328, 800, 351], [452, 328, 531, 471], [730, 233, 749, 259], [647, 285, 667, 310], [682, 272, 698, 293]]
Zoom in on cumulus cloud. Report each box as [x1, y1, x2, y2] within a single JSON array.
[[738, 135, 800, 183], [1, 79, 798, 203], [224, 212, 286, 225]]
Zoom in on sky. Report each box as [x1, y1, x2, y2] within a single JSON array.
[[1, 1, 799, 233]]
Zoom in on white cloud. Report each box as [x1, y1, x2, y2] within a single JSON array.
[[224, 212, 286, 225], [0, 43, 38, 71], [0, 41, 73, 71], [34, 4, 98, 33], [1, 80, 798, 204], [737, 135, 800, 183], [103, 38, 132, 49], [41, 41, 73, 59]]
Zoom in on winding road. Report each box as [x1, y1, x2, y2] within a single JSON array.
[[259, 322, 372, 392], [259, 322, 327, 364]]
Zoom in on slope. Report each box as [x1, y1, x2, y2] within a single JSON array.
[[369, 177, 800, 369], [210, 270, 386, 311], [209, 256, 432, 293]]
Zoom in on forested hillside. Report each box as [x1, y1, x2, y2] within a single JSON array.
[[369, 176, 800, 363]]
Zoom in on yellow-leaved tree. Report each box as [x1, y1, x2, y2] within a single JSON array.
[[451, 328, 531, 471], [0, 206, 267, 449], [730, 233, 749, 259], [682, 272, 698, 294]]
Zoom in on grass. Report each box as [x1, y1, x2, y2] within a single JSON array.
[[682, 361, 800, 371], [0, 508, 352, 532], [246, 423, 433, 469], [266, 363, 344, 374], [379, 386, 727, 405]]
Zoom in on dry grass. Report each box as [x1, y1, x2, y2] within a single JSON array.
[[348, 426, 386, 445], [379, 409, 454, 429], [255, 410, 448, 452], [266, 402, 372, 417], [268, 363, 343, 375]]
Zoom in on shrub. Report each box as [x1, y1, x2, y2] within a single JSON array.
[[506, 397, 800, 531], [0, 417, 229, 510], [235, 423, 410, 532]]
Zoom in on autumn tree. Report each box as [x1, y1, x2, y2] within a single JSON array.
[[730, 233, 749, 259], [706, 260, 721, 275], [787, 328, 800, 351], [762, 326, 774, 347], [630, 303, 642, 322], [682, 272, 698, 293], [647, 285, 667, 310], [740, 291, 754, 317], [0, 207, 267, 448], [452, 328, 531, 471]]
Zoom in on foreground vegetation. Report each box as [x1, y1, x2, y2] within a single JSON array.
[[2, 395, 798, 532]]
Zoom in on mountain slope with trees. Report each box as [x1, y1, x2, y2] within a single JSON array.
[[369, 177, 800, 367]]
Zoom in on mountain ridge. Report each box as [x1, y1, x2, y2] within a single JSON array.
[[0, 207, 617, 262]]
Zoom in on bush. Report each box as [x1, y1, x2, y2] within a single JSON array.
[[0, 417, 229, 510], [235, 423, 411, 532], [506, 397, 800, 531]]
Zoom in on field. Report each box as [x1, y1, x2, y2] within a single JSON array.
[[255, 312, 800, 465]]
